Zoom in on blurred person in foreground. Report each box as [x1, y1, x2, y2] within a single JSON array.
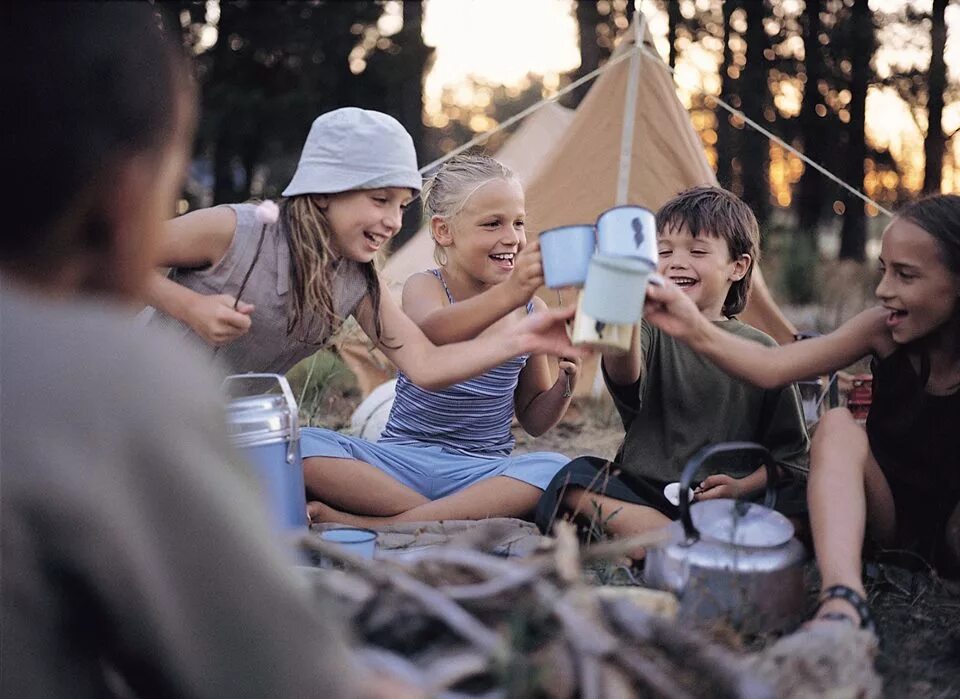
[[0, 4, 375, 697]]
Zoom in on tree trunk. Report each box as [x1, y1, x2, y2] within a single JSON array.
[[208, 2, 244, 205], [838, 0, 873, 261], [740, 0, 770, 226], [391, 1, 433, 248], [398, 2, 430, 161], [667, 0, 682, 69], [716, 0, 738, 190], [797, 0, 825, 236], [922, 0, 947, 194], [567, 2, 603, 108]]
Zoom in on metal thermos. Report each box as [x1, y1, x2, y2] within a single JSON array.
[[223, 374, 306, 530]]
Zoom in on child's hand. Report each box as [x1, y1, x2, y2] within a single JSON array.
[[186, 294, 255, 346], [515, 305, 586, 359], [693, 474, 746, 501], [506, 240, 544, 306], [558, 355, 582, 396], [642, 276, 706, 341]]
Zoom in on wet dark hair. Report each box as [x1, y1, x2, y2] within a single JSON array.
[[2, 3, 190, 275], [656, 185, 760, 316]]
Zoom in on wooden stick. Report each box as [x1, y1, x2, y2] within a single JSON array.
[[300, 535, 503, 655], [614, 647, 693, 699], [604, 598, 774, 699]]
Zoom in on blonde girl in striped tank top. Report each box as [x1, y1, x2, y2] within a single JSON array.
[[303, 153, 581, 527], [143, 109, 578, 386]]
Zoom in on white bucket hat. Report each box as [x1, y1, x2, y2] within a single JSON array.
[[282, 107, 421, 197]]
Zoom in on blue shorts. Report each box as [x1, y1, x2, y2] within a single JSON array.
[[301, 428, 569, 500]]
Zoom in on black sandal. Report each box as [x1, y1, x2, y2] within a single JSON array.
[[815, 584, 878, 635]]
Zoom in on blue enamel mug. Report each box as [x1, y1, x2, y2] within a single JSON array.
[[581, 254, 657, 325], [539, 224, 596, 289], [595, 205, 658, 264]]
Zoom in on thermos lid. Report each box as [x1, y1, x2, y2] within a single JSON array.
[[225, 393, 296, 447]]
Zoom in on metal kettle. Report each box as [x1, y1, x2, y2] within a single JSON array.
[[645, 442, 807, 633]]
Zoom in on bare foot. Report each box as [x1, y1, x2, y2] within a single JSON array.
[[307, 500, 379, 527], [307, 500, 349, 524]]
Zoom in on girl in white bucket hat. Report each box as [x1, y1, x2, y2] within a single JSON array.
[[144, 107, 579, 389]]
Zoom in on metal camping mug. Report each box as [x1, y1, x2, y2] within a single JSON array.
[[223, 374, 307, 531], [539, 224, 596, 289], [595, 205, 658, 264], [581, 254, 656, 325]]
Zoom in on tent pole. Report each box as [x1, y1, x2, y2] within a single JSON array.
[[596, 11, 647, 399], [615, 11, 646, 207]]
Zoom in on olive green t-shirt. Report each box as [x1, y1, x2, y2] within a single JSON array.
[[603, 319, 810, 482]]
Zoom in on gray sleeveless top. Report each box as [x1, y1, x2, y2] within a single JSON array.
[[147, 203, 368, 375]]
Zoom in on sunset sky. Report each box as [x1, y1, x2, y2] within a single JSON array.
[[405, 0, 960, 194]]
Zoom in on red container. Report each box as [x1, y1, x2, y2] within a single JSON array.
[[847, 374, 872, 421]]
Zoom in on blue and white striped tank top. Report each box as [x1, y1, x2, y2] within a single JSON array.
[[378, 269, 532, 456]]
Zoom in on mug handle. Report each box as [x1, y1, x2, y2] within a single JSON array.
[[676, 441, 779, 544]]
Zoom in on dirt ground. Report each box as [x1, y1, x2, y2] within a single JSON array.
[[513, 399, 960, 699]]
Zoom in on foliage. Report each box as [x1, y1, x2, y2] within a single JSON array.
[[286, 349, 358, 429], [781, 232, 819, 305], [165, 1, 430, 205]]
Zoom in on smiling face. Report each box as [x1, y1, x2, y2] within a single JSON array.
[[876, 217, 960, 346], [323, 187, 414, 262], [657, 224, 751, 320], [436, 178, 526, 287]]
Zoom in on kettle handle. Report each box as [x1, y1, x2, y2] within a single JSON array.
[[677, 441, 779, 543]]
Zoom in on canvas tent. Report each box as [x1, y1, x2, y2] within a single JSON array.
[[336, 21, 716, 398]]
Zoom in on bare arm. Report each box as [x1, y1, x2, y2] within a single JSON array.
[[513, 298, 580, 436], [402, 241, 543, 344], [355, 279, 578, 392], [154, 206, 237, 268], [142, 207, 253, 346], [643, 279, 892, 388]]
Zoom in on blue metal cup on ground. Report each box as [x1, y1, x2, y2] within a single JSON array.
[[319, 527, 378, 561], [596, 205, 658, 264], [539, 224, 596, 288], [224, 374, 306, 532]]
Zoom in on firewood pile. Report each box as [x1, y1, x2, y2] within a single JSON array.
[[298, 521, 880, 699]]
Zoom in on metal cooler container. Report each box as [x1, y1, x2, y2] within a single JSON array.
[[223, 374, 306, 530]]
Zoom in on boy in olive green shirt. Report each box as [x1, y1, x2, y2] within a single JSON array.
[[536, 187, 809, 543]]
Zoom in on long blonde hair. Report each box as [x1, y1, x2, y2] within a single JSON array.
[[422, 152, 518, 266], [280, 195, 385, 346]]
